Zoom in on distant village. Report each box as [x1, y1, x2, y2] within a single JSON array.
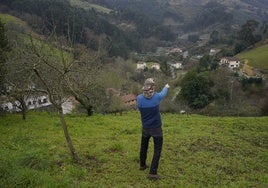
[[136, 47, 262, 77], [1, 47, 262, 114]]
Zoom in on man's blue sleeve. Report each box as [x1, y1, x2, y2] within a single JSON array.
[[157, 86, 168, 99]]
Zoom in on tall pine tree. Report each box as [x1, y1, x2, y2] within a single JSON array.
[[0, 19, 10, 93]]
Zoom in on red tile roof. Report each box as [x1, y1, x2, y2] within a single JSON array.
[[121, 94, 137, 103]]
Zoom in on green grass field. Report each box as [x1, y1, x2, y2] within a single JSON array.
[[0, 112, 267, 187], [236, 44, 268, 73], [69, 0, 112, 13], [0, 13, 26, 25]]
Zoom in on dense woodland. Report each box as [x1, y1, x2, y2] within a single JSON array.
[[1, 0, 268, 118]]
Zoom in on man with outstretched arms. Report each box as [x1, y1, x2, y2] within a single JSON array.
[[137, 78, 169, 180]]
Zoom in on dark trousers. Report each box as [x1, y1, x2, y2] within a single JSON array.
[[140, 127, 163, 175]]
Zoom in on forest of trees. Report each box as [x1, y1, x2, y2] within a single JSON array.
[[0, 0, 177, 58]]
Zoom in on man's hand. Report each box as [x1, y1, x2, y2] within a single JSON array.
[[165, 84, 170, 88]]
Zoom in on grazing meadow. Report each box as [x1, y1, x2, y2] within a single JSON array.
[[0, 112, 267, 187], [236, 43, 268, 74]]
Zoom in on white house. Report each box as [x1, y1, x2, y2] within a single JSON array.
[[1, 95, 77, 114], [136, 61, 147, 70], [62, 96, 78, 114], [151, 63, 160, 70], [1, 101, 21, 112], [1, 95, 51, 112], [170, 62, 182, 69], [220, 57, 240, 69], [26, 95, 51, 110], [209, 49, 216, 55]]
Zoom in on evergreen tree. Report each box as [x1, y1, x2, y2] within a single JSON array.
[[0, 19, 10, 93], [179, 70, 214, 109], [238, 20, 260, 47]]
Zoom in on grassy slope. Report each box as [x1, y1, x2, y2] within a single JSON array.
[[0, 13, 26, 25], [0, 112, 267, 187], [0, 13, 31, 34], [69, 0, 112, 13], [0, 13, 73, 65], [236, 44, 268, 73]]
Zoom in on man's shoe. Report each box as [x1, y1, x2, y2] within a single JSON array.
[[148, 174, 161, 180], [139, 165, 149, 170]]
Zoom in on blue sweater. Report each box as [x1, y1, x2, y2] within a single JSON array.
[[137, 86, 168, 128]]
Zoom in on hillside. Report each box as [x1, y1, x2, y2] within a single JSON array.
[[0, 13, 72, 60], [90, 0, 268, 29], [0, 13, 30, 32], [66, 0, 268, 36], [167, 0, 268, 21], [236, 43, 268, 75], [69, 0, 112, 13], [0, 112, 267, 187], [1, 0, 268, 116], [1, 0, 268, 55]]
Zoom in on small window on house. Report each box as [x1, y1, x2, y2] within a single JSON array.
[[33, 100, 36, 105], [43, 98, 47, 103], [28, 101, 32, 106], [38, 99, 42, 104]]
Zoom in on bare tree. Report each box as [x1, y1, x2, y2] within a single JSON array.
[[29, 31, 110, 161], [29, 34, 80, 162], [65, 45, 107, 116], [4, 29, 35, 120], [4, 14, 109, 160]]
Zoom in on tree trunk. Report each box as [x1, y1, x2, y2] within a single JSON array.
[[58, 107, 80, 162], [18, 97, 27, 120], [22, 100, 27, 120], [87, 106, 93, 116], [22, 106, 27, 120]]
